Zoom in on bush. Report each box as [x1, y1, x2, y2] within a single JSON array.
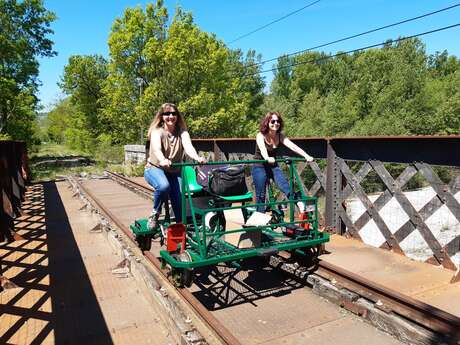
[[93, 134, 123, 166]]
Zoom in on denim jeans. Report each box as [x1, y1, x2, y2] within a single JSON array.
[[144, 167, 182, 222], [251, 164, 291, 212]]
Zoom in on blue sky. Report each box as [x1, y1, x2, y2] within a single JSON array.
[[38, 0, 460, 110]]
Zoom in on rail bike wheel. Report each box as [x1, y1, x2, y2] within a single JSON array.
[[290, 244, 320, 268], [204, 211, 226, 233], [170, 251, 193, 288], [135, 235, 152, 251]]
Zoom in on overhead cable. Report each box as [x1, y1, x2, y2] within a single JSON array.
[[245, 2, 460, 69], [228, 0, 321, 44], [241, 22, 460, 77]]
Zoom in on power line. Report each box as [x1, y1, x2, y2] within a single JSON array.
[[244, 2, 460, 70], [241, 22, 460, 77], [228, 0, 321, 44]]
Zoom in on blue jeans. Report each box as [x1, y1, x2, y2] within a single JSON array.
[[144, 167, 182, 222], [251, 165, 291, 212]]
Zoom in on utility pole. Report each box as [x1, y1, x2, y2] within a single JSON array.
[[136, 77, 144, 144]]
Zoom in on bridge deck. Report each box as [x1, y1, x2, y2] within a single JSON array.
[[324, 235, 459, 317], [2, 177, 459, 344], [0, 182, 172, 345]]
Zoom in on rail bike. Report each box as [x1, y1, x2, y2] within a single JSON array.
[[130, 158, 329, 287]]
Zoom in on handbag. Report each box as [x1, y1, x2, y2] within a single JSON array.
[[209, 165, 248, 196]]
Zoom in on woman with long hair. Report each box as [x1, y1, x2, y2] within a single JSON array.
[[252, 111, 314, 212], [145, 103, 205, 228]]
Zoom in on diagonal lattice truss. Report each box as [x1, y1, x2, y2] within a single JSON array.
[[223, 152, 327, 198], [198, 148, 459, 273], [336, 159, 460, 271]]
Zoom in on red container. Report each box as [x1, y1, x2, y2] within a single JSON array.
[[299, 212, 311, 230], [166, 223, 186, 253]]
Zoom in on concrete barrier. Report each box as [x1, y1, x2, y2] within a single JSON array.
[[124, 145, 146, 165]]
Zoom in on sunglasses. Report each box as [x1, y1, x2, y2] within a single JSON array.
[[270, 119, 280, 124], [162, 111, 178, 117]]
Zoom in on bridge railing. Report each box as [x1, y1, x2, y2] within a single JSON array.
[[192, 136, 460, 275], [0, 141, 28, 243]]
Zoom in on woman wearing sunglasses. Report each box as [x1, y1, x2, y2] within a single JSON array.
[[145, 103, 206, 229], [252, 111, 314, 212]]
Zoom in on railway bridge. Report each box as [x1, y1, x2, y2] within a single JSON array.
[[1, 136, 459, 345]]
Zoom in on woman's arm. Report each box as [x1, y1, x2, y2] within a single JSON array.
[[281, 134, 314, 162], [256, 132, 275, 164], [181, 131, 206, 163]]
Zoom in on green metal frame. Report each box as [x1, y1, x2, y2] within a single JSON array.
[[151, 158, 329, 269]]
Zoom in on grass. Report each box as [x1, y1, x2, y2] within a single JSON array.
[[29, 142, 144, 182], [29, 142, 87, 159], [31, 162, 145, 182]]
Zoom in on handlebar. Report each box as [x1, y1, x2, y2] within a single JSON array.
[[170, 157, 307, 168]]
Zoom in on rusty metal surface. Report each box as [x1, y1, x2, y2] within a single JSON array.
[[83, 177, 404, 345], [193, 268, 400, 345], [79, 178, 242, 345], [110, 173, 460, 340], [187, 260, 403, 345], [128, 176, 151, 190], [192, 136, 460, 166], [0, 141, 28, 243], [413, 283, 460, 317], [0, 182, 172, 345], [322, 234, 460, 335]]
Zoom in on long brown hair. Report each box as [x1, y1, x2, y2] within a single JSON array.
[[259, 111, 283, 135], [147, 103, 187, 137]]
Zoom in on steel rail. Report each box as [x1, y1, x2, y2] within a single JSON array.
[[74, 177, 242, 345], [105, 171, 152, 196], [105, 171, 460, 340], [316, 261, 460, 339]]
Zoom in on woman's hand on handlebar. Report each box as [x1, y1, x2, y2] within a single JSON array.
[[303, 154, 314, 162], [159, 159, 172, 167], [267, 157, 276, 164], [196, 156, 207, 164]]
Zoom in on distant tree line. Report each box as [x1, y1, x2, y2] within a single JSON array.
[[49, 7, 460, 154], [1, 0, 458, 152], [264, 39, 460, 137]]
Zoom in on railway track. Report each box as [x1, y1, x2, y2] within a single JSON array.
[[72, 171, 460, 344], [70, 174, 241, 345]]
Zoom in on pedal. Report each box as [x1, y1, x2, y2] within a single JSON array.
[[284, 224, 307, 237]]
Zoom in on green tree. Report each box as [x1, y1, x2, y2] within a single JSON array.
[[59, 55, 108, 137], [99, 1, 168, 144], [263, 38, 459, 137], [46, 98, 75, 143], [98, 1, 264, 143], [271, 55, 293, 99], [0, 0, 56, 142]]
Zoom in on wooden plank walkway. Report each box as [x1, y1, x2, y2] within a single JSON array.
[[0, 182, 172, 345]]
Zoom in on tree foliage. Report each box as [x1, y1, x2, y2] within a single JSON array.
[[0, 0, 56, 142], [50, 7, 459, 150], [268, 38, 460, 137], [57, 1, 264, 145], [59, 55, 108, 135]]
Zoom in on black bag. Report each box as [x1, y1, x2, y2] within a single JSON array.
[[196, 164, 225, 190], [209, 165, 248, 196]]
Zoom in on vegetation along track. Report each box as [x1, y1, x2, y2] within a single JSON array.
[[105, 170, 460, 343]]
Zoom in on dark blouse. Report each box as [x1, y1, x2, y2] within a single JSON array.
[[254, 133, 283, 163]]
